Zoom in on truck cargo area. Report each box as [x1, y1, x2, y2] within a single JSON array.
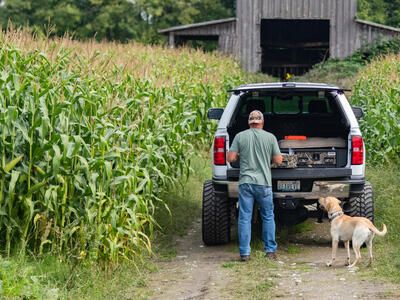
[[227, 90, 350, 169]]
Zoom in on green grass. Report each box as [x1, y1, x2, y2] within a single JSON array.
[[363, 165, 400, 282], [152, 153, 211, 259], [286, 245, 301, 255], [222, 251, 277, 300], [0, 254, 153, 299]]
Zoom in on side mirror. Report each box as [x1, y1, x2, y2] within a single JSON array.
[[208, 108, 224, 120], [352, 106, 364, 119]]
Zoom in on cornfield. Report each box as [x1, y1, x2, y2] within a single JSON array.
[[351, 54, 400, 165], [0, 30, 244, 261], [4, 28, 396, 262]]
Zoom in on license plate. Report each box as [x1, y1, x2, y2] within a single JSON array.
[[277, 180, 301, 192]]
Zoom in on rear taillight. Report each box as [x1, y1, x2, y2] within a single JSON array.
[[214, 136, 226, 165], [351, 136, 364, 165]]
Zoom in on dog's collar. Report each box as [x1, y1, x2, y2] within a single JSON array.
[[328, 211, 344, 222]]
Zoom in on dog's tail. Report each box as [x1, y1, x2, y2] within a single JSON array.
[[368, 223, 387, 236]]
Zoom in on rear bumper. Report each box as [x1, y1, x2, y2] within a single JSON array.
[[214, 167, 364, 199], [227, 168, 352, 179], [222, 180, 364, 199]]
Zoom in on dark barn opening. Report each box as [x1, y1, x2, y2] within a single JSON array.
[[261, 19, 330, 78], [176, 35, 219, 52]]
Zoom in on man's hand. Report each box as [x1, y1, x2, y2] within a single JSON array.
[[227, 151, 239, 163], [272, 154, 283, 165]]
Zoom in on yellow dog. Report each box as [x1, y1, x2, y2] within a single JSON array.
[[318, 197, 387, 268]]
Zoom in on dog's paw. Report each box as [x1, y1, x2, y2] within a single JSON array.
[[347, 264, 358, 269]]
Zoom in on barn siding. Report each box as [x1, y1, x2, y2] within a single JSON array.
[[172, 21, 235, 37], [356, 21, 400, 46], [238, 0, 362, 70], [161, 19, 236, 55]]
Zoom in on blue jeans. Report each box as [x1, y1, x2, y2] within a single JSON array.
[[238, 183, 277, 256]]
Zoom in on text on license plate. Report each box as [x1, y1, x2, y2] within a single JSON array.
[[277, 180, 301, 192]]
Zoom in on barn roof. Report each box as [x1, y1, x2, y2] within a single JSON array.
[[355, 19, 400, 33], [158, 17, 236, 34], [158, 17, 400, 37]]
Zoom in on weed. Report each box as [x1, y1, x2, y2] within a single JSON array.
[[287, 245, 301, 254], [222, 262, 235, 269]]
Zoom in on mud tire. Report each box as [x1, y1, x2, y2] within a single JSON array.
[[202, 180, 231, 245], [345, 181, 374, 222]]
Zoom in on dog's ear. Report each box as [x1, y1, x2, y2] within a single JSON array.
[[318, 197, 326, 207]]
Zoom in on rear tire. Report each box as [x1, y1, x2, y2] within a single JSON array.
[[202, 180, 231, 245], [345, 181, 374, 222]]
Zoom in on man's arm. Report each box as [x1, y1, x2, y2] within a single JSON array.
[[227, 151, 239, 163], [272, 136, 283, 165], [228, 134, 240, 163], [272, 154, 283, 165]]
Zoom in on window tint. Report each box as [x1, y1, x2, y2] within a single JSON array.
[[273, 95, 301, 114], [239, 97, 272, 115], [239, 91, 334, 115], [303, 96, 333, 113]]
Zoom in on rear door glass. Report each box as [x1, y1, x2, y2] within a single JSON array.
[[239, 91, 335, 115], [273, 95, 301, 114]]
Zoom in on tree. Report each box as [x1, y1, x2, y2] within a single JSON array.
[[1, 0, 394, 43], [384, 0, 400, 28], [357, 0, 387, 25], [357, 0, 400, 28], [0, 0, 233, 43], [0, 0, 148, 42]]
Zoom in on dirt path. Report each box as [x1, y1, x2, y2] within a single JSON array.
[[145, 219, 400, 300], [146, 219, 235, 299]]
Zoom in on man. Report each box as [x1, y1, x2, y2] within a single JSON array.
[[227, 110, 283, 261]]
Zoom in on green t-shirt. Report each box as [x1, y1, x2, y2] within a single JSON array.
[[230, 128, 281, 187]]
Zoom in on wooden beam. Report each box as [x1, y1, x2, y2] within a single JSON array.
[[168, 33, 175, 48]]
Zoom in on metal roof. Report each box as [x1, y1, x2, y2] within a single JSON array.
[[230, 82, 344, 93], [158, 17, 236, 34]]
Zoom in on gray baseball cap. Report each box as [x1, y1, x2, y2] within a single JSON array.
[[248, 110, 264, 124]]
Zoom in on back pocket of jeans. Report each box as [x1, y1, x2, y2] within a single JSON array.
[[263, 187, 271, 198]]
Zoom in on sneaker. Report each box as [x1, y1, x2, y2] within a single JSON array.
[[266, 252, 277, 260], [240, 255, 250, 262]]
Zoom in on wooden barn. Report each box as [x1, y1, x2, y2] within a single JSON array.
[[159, 0, 400, 77]]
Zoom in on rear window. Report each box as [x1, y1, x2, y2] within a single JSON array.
[[238, 91, 335, 115]]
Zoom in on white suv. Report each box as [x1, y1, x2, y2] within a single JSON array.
[[203, 82, 371, 246]]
